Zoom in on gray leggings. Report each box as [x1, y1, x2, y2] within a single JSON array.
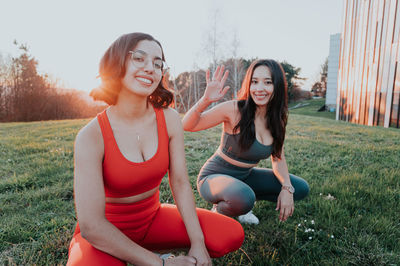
[[197, 155, 309, 217]]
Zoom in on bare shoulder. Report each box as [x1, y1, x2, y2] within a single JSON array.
[[163, 107, 181, 122], [75, 117, 104, 154], [222, 100, 241, 125], [162, 107, 183, 138]]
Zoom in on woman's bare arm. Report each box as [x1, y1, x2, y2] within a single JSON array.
[[271, 147, 294, 222], [74, 119, 162, 265], [165, 108, 212, 265]]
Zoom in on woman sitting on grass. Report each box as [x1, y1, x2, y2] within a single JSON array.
[[182, 60, 309, 224], [67, 32, 244, 266]]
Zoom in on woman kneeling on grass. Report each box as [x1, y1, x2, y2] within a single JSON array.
[[182, 60, 309, 225], [67, 32, 244, 266]]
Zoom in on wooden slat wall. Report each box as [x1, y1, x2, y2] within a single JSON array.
[[338, 0, 400, 128]]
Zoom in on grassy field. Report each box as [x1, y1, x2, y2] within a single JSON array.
[[1, 99, 399, 265], [289, 98, 336, 120]]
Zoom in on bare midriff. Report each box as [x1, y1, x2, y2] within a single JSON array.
[[216, 148, 258, 168], [105, 186, 159, 204]]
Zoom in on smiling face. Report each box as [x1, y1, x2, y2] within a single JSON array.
[[249, 65, 274, 107], [121, 40, 163, 97]]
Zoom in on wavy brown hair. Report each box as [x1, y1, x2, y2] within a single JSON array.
[[233, 59, 288, 159], [90, 32, 173, 108]]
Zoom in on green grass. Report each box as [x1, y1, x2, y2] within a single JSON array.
[[289, 98, 336, 120], [1, 104, 400, 265]]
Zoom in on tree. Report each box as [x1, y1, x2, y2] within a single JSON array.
[[321, 57, 328, 77], [311, 58, 328, 98], [174, 70, 206, 113], [171, 57, 304, 113], [0, 41, 107, 122], [6, 42, 50, 121], [201, 8, 226, 73], [229, 29, 246, 98], [280, 61, 305, 101], [0, 53, 12, 120]]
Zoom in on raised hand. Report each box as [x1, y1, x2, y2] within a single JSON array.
[[203, 65, 230, 103]]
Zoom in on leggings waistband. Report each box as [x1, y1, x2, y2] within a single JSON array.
[[198, 154, 253, 182], [211, 154, 253, 170], [74, 191, 161, 238], [105, 191, 160, 224]]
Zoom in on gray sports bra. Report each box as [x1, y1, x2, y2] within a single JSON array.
[[220, 131, 273, 164]]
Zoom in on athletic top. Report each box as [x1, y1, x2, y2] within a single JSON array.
[[220, 131, 272, 164], [97, 107, 169, 198]]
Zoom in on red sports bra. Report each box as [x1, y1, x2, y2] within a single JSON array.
[[96, 107, 169, 198]]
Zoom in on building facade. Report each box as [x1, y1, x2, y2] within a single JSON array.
[[326, 33, 341, 110], [337, 0, 400, 128]]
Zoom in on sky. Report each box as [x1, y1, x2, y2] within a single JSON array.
[[0, 0, 343, 92]]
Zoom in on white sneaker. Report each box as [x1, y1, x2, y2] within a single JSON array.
[[238, 210, 259, 225]]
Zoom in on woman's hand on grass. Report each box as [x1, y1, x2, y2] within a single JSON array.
[[276, 190, 294, 222]]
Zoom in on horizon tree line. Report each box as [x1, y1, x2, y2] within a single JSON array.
[[0, 42, 308, 122]]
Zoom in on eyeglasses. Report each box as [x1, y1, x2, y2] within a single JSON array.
[[128, 50, 169, 74]]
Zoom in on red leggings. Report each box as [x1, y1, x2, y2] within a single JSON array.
[[67, 192, 244, 265]]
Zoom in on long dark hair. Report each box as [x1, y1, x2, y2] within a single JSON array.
[[90, 32, 173, 108], [233, 59, 288, 159]]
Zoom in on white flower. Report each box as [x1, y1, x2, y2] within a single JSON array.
[[331, 235, 334, 238], [309, 237, 312, 240], [311, 220, 315, 224], [298, 223, 301, 227], [319, 193, 323, 196], [324, 193, 336, 200]]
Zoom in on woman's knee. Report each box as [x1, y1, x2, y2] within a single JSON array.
[[197, 209, 244, 258], [197, 174, 256, 216], [197, 176, 217, 202], [207, 220, 244, 258], [292, 176, 310, 201], [220, 186, 256, 216], [67, 234, 126, 266]]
